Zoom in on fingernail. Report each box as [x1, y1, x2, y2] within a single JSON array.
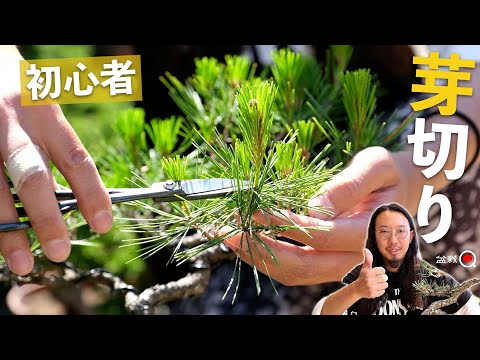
[[92, 210, 113, 234], [6, 250, 34, 276], [44, 240, 70, 262]]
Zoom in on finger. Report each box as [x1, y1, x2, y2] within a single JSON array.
[[373, 266, 386, 275], [379, 273, 388, 283], [2, 136, 71, 262], [252, 208, 368, 252], [373, 266, 385, 275], [38, 108, 112, 234], [377, 280, 389, 290], [224, 231, 364, 286], [0, 161, 33, 275], [308, 147, 397, 219], [36, 143, 59, 189], [362, 248, 373, 269]]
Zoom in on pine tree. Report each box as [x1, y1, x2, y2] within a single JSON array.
[[116, 46, 416, 300]]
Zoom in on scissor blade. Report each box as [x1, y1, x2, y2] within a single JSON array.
[[108, 187, 183, 204], [171, 178, 250, 200], [150, 178, 249, 201]]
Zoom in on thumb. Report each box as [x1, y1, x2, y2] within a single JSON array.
[[362, 248, 373, 269], [308, 147, 393, 220]]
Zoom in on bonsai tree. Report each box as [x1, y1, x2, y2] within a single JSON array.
[[116, 46, 416, 302], [414, 261, 480, 315]]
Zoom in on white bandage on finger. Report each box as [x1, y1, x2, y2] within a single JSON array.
[[6, 143, 48, 191]]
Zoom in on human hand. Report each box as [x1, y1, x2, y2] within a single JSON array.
[[223, 225, 364, 286], [0, 46, 113, 275], [352, 248, 388, 299], [224, 146, 419, 286]]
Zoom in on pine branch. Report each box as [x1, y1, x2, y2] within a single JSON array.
[[116, 78, 341, 301], [126, 244, 236, 314], [325, 45, 354, 84], [420, 278, 480, 315], [414, 263, 480, 315], [0, 244, 235, 315]]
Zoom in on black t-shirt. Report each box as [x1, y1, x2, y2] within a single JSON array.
[[343, 262, 472, 315]]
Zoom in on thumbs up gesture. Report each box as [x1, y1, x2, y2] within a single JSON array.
[[354, 248, 389, 299]]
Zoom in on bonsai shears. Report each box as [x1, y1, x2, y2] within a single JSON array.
[[0, 178, 250, 233]]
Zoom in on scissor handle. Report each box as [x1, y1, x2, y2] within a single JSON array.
[[1, 200, 76, 233], [4, 186, 185, 233], [0, 221, 32, 232]]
